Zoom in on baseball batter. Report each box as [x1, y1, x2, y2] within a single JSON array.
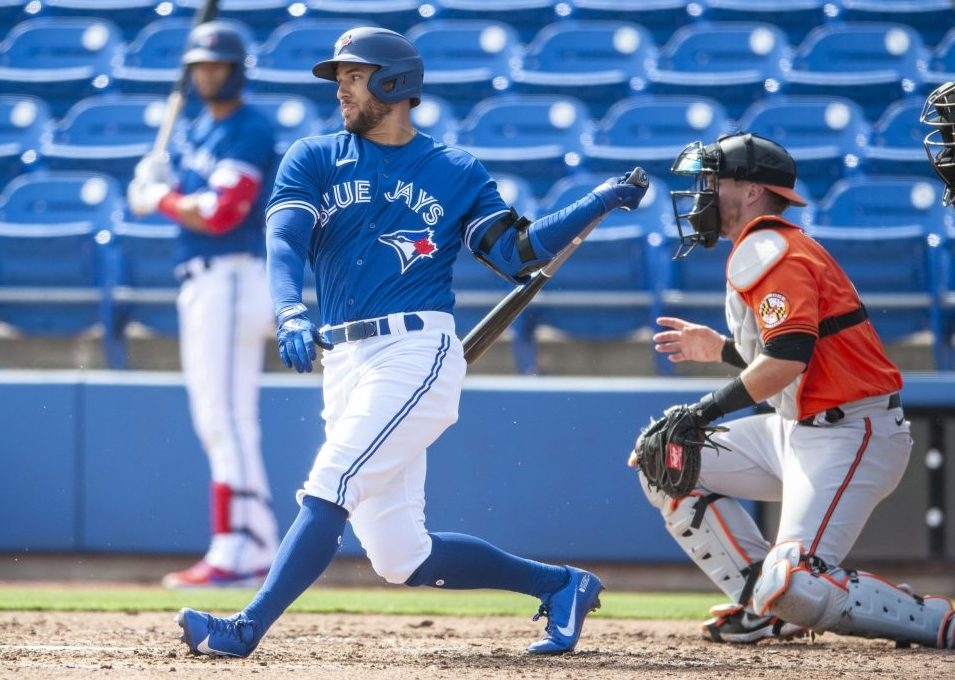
[[628, 132, 955, 648], [127, 21, 279, 588], [175, 26, 647, 657]]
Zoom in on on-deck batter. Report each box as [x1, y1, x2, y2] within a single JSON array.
[[175, 26, 647, 658], [629, 132, 955, 648], [127, 21, 279, 588]]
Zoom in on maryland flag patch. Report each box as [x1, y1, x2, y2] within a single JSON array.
[[758, 292, 790, 329]]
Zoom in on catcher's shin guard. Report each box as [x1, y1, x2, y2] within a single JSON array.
[[642, 477, 765, 604], [753, 540, 955, 647]]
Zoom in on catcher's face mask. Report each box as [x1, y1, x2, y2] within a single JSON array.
[[669, 140, 722, 259], [921, 81, 955, 207]]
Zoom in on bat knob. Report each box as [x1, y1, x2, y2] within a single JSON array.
[[627, 167, 649, 188]]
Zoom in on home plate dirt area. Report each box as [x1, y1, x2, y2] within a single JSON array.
[[3, 611, 955, 679]]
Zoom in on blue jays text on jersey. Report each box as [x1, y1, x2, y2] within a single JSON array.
[[267, 131, 509, 327]]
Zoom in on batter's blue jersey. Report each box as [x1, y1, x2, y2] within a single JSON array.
[[268, 131, 509, 327], [174, 104, 276, 264]]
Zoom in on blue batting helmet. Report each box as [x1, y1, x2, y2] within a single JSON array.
[[312, 27, 423, 107], [183, 21, 246, 101]]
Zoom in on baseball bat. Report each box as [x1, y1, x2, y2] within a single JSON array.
[[151, 0, 221, 155], [462, 166, 648, 365]]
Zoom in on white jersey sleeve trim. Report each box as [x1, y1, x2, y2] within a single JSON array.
[[209, 158, 263, 185], [464, 209, 511, 250], [727, 229, 789, 292], [266, 200, 320, 226]]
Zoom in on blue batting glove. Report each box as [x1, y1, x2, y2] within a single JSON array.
[[275, 304, 318, 373], [592, 167, 649, 212]]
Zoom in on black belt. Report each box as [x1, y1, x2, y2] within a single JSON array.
[[173, 257, 212, 283], [798, 392, 901, 427], [320, 313, 424, 347]]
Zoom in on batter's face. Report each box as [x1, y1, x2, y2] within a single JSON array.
[[336, 63, 392, 135], [190, 61, 234, 101]]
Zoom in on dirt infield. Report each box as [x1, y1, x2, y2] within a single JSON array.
[[3, 610, 955, 679]]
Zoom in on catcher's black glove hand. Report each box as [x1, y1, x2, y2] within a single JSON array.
[[632, 404, 727, 499]]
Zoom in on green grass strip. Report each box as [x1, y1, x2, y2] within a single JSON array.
[[0, 586, 714, 619]]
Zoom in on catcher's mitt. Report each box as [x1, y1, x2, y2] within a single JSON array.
[[633, 405, 727, 499]]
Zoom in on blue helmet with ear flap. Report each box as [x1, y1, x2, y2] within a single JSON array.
[[183, 20, 247, 101], [312, 27, 423, 108]]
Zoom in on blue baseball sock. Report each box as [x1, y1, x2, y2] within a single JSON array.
[[404, 532, 569, 597], [243, 494, 347, 635]]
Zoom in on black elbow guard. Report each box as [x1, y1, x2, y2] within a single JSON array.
[[471, 208, 540, 283]]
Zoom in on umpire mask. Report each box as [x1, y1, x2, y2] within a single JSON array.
[[670, 140, 722, 259]]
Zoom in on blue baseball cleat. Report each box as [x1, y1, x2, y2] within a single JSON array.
[[527, 566, 604, 654], [175, 608, 260, 658]]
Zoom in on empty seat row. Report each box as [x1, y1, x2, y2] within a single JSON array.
[[2, 0, 952, 47], [1, 170, 953, 373], [0, 90, 940, 202], [3, 15, 955, 120]]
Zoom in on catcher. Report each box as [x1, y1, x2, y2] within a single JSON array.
[[628, 131, 955, 649]]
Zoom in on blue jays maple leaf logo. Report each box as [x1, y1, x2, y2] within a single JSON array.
[[379, 228, 438, 274]]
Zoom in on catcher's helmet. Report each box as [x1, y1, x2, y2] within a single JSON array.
[[921, 80, 955, 207], [668, 133, 806, 258], [183, 21, 247, 101], [312, 27, 423, 107]]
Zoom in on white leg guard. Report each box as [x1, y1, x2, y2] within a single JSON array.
[[646, 481, 764, 604], [754, 541, 955, 647]]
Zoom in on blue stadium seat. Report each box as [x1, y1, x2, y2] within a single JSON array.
[[454, 94, 592, 197], [410, 94, 459, 146], [493, 173, 540, 219], [0, 172, 122, 347], [406, 20, 521, 120], [102, 211, 181, 365], [925, 28, 955, 88], [786, 178, 817, 230], [784, 22, 929, 121], [248, 19, 369, 121], [646, 21, 791, 119], [246, 93, 325, 162], [0, 0, 27, 26], [862, 97, 936, 179], [0, 95, 50, 190], [934, 222, 955, 370], [174, 0, 300, 42], [738, 96, 870, 201], [568, 0, 701, 47], [113, 18, 191, 97], [306, 0, 436, 35], [434, 0, 564, 43], [698, 0, 832, 46], [114, 17, 255, 118], [812, 175, 952, 355], [510, 20, 658, 119], [35, 0, 176, 42], [834, 0, 955, 49], [654, 227, 733, 360], [508, 173, 667, 373], [0, 17, 124, 117], [40, 94, 173, 185], [583, 95, 731, 179]]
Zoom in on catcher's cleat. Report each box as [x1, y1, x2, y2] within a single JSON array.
[[527, 566, 604, 655], [162, 560, 268, 589], [703, 603, 809, 644], [176, 608, 260, 658]]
